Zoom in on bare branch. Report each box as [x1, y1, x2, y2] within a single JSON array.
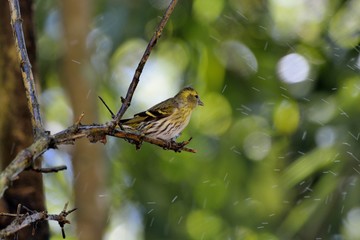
[[0, 203, 76, 239], [30, 165, 68, 173], [2, 0, 192, 202], [0, 122, 196, 198], [7, 0, 44, 138], [52, 123, 196, 153], [1, 0, 195, 239], [112, 0, 179, 127], [0, 136, 50, 196]]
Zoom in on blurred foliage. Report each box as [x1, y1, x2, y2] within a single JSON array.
[[34, 0, 360, 239]]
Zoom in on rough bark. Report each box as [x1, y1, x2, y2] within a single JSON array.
[[0, 0, 49, 239]]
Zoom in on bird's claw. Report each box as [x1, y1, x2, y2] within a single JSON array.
[[135, 134, 145, 150]]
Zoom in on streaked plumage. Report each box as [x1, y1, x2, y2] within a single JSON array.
[[120, 87, 204, 140]]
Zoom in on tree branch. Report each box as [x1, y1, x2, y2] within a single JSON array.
[[0, 120, 196, 197], [8, 0, 44, 139], [1, 0, 189, 198], [53, 123, 196, 153], [1, 0, 192, 238], [0, 136, 50, 197], [0, 203, 76, 239], [112, 0, 179, 127], [2, 0, 192, 197], [29, 165, 68, 173]]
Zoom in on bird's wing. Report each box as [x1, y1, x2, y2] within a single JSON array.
[[120, 98, 177, 124]]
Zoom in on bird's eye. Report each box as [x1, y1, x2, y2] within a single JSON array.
[[195, 94, 199, 99]]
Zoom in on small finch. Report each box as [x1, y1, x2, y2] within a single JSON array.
[[120, 87, 204, 140]]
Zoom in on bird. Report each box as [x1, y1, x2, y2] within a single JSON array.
[[119, 87, 204, 140]]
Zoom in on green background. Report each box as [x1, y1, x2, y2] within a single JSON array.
[[36, 0, 360, 239]]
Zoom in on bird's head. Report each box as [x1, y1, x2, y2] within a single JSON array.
[[175, 87, 204, 109]]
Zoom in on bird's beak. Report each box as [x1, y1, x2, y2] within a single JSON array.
[[198, 98, 204, 106]]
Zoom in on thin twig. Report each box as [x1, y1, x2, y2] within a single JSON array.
[[112, 0, 179, 127], [0, 213, 19, 217], [8, 0, 44, 139], [30, 165, 68, 173], [98, 96, 115, 119], [0, 203, 76, 239], [75, 112, 85, 126]]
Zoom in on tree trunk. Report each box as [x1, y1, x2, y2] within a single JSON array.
[[60, 1, 107, 239], [0, 0, 49, 239]]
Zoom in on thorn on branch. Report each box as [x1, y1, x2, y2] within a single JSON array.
[[180, 137, 193, 147], [121, 96, 126, 104], [75, 112, 85, 126], [0, 203, 76, 239], [98, 96, 115, 119], [17, 204, 21, 215], [22, 205, 35, 213], [57, 202, 77, 239]]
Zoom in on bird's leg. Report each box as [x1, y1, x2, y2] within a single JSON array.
[[162, 139, 171, 150], [163, 137, 193, 152], [135, 133, 145, 150], [161, 138, 178, 151]]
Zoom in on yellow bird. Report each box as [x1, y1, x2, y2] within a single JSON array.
[[120, 87, 204, 140]]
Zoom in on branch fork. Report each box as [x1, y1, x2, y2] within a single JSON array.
[[0, 203, 76, 239], [2, 0, 190, 238]]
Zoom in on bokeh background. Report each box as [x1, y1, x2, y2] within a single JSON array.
[[35, 0, 360, 239]]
